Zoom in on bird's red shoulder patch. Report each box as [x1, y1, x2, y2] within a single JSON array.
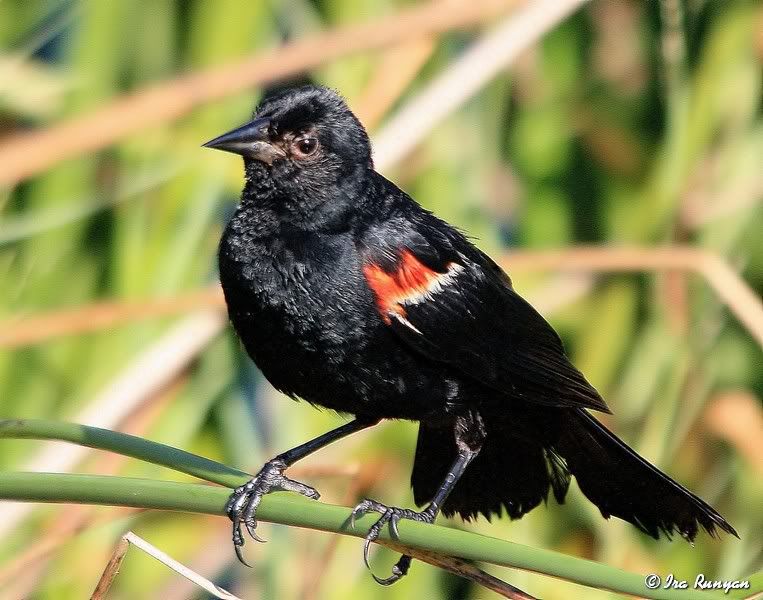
[[363, 250, 463, 324]]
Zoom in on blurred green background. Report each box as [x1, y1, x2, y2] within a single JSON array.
[[0, 1, 761, 598]]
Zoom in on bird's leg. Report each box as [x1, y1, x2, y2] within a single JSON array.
[[228, 417, 379, 565], [351, 413, 485, 585]]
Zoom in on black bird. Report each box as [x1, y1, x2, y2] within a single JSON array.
[[204, 85, 736, 584]]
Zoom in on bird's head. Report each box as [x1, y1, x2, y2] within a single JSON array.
[[204, 86, 373, 211]]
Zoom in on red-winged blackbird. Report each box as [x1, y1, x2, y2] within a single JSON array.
[[204, 85, 736, 584]]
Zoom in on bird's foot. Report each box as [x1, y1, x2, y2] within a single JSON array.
[[350, 498, 436, 585], [226, 458, 320, 566]]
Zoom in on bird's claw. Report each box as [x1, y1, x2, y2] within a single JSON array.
[[350, 498, 435, 585], [227, 459, 320, 566]]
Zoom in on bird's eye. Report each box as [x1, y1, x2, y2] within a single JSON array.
[[293, 137, 319, 158]]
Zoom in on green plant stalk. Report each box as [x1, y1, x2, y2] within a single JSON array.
[[1, 420, 748, 598], [0, 472, 734, 600], [0, 419, 249, 487]]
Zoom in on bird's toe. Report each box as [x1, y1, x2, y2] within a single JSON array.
[[350, 499, 434, 585]]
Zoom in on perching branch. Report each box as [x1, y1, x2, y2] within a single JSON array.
[[0, 420, 734, 600], [0, 472, 729, 600]]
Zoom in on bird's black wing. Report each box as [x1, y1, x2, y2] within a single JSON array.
[[359, 213, 609, 412]]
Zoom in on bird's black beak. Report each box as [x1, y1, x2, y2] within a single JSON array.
[[202, 117, 285, 165]]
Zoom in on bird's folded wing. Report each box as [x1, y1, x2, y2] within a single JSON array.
[[360, 221, 610, 413]]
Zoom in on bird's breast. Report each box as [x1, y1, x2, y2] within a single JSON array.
[[219, 229, 375, 348]]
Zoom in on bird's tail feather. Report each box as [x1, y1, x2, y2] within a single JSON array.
[[411, 409, 737, 541], [555, 409, 737, 540]]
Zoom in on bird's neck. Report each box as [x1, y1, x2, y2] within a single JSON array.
[[236, 168, 375, 237]]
